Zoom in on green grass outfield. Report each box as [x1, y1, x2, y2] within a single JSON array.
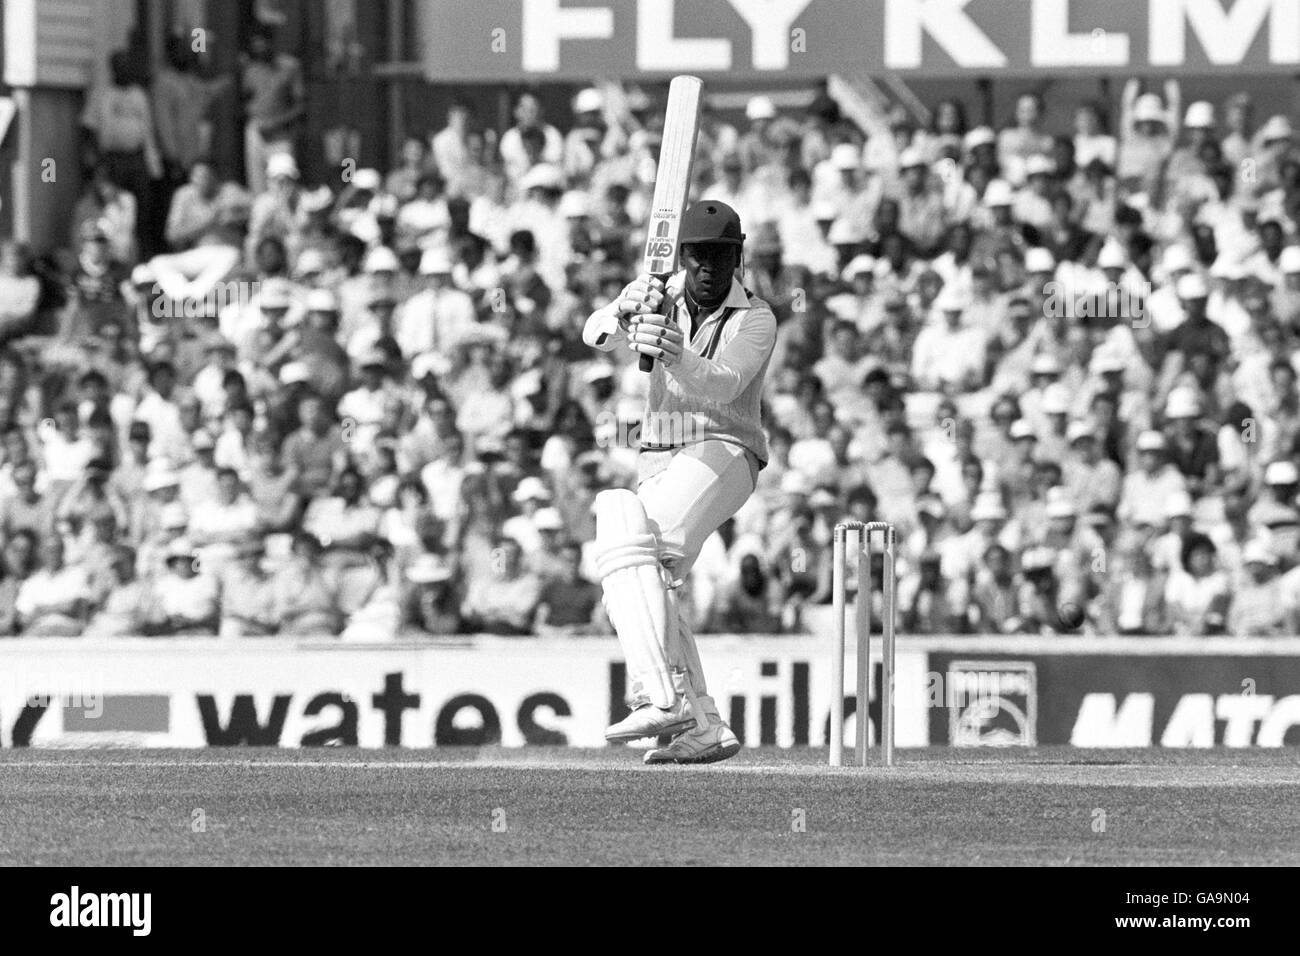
[[2, 747, 1298, 865]]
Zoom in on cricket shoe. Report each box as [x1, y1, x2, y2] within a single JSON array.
[[605, 697, 695, 743], [643, 716, 740, 765]]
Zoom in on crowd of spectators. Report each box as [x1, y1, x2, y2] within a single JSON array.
[[3, 30, 1300, 638]]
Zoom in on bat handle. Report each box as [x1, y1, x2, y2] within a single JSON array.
[[639, 274, 671, 373]]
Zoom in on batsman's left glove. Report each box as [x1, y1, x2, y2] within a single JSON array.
[[628, 311, 684, 367]]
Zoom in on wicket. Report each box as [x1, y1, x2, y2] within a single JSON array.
[[830, 521, 897, 767]]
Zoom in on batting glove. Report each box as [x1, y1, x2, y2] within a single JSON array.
[[617, 275, 667, 322], [628, 311, 684, 367]]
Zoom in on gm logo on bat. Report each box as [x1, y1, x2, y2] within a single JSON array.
[[646, 239, 675, 259]]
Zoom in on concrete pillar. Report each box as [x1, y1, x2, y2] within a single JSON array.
[[9, 87, 83, 254]]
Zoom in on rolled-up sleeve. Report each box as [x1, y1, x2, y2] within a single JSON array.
[[669, 304, 776, 405]]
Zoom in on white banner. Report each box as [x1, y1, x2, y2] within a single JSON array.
[[0, 636, 929, 749], [9, 635, 1296, 749]]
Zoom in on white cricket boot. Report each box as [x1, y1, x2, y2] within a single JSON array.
[[643, 710, 741, 765], [605, 696, 695, 742]]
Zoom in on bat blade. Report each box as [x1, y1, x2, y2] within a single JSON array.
[[643, 75, 703, 276], [640, 75, 703, 372]]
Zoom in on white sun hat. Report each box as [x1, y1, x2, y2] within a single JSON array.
[[1024, 247, 1057, 274], [983, 179, 1015, 207], [746, 95, 776, 121], [1183, 101, 1216, 129]]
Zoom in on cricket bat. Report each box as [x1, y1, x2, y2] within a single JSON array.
[[639, 75, 704, 372]]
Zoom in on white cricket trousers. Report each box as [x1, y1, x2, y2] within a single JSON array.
[[636, 440, 759, 703]]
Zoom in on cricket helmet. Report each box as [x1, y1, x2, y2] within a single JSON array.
[[680, 200, 744, 246]]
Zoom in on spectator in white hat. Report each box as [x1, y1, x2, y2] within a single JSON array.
[[222, 275, 293, 361], [1119, 430, 1188, 528], [266, 287, 351, 404], [1013, 155, 1057, 233], [521, 506, 568, 578], [815, 141, 879, 238], [942, 490, 1021, 610], [826, 253, 882, 332], [825, 216, 867, 272], [1119, 79, 1180, 197], [1229, 540, 1289, 635], [281, 391, 345, 500], [1166, 101, 1217, 185], [140, 536, 220, 636], [894, 147, 947, 255], [970, 178, 1023, 257], [393, 246, 475, 359], [1034, 383, 1073, 463], [1040, 489, 1091, 590], [454, 348, 516, 451], [738, 95, 780, 174], [1162, 386, 1220, 495], [187, 466, 260, 576], [814, 140, 864, 201], [1147, 487, 1196, 574], [178, 428, 221, 510], [563, 87, 608, 181], [1253, 115, 1294, 194], [1160, 273, 1229, 377], [338, 349, 401, 459], [1249, 461, 1300, 560], [394, 173, 452, 252], [1274, 247, 1300, 332], [1022, 246, 1058, 294], [247, 151, 300, 258], [510, 166, 571, 290], [302, 467, 384, 614], [343, 279, 404, 362], [911, 285, 985, 393], [1143, 244, 1196, 332], [501, 476, 552, 553], [401, 553, 461, 635], [499, 92, 564, 186], [329, 243, 389, 340], [1063, 420, 1122, 512]]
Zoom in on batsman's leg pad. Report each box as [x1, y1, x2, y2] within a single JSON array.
[[594, 489, 674, 709], [666, 585, 715, 729]]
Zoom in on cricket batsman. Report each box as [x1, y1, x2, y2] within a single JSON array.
[[583, 200, 776, 764]]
